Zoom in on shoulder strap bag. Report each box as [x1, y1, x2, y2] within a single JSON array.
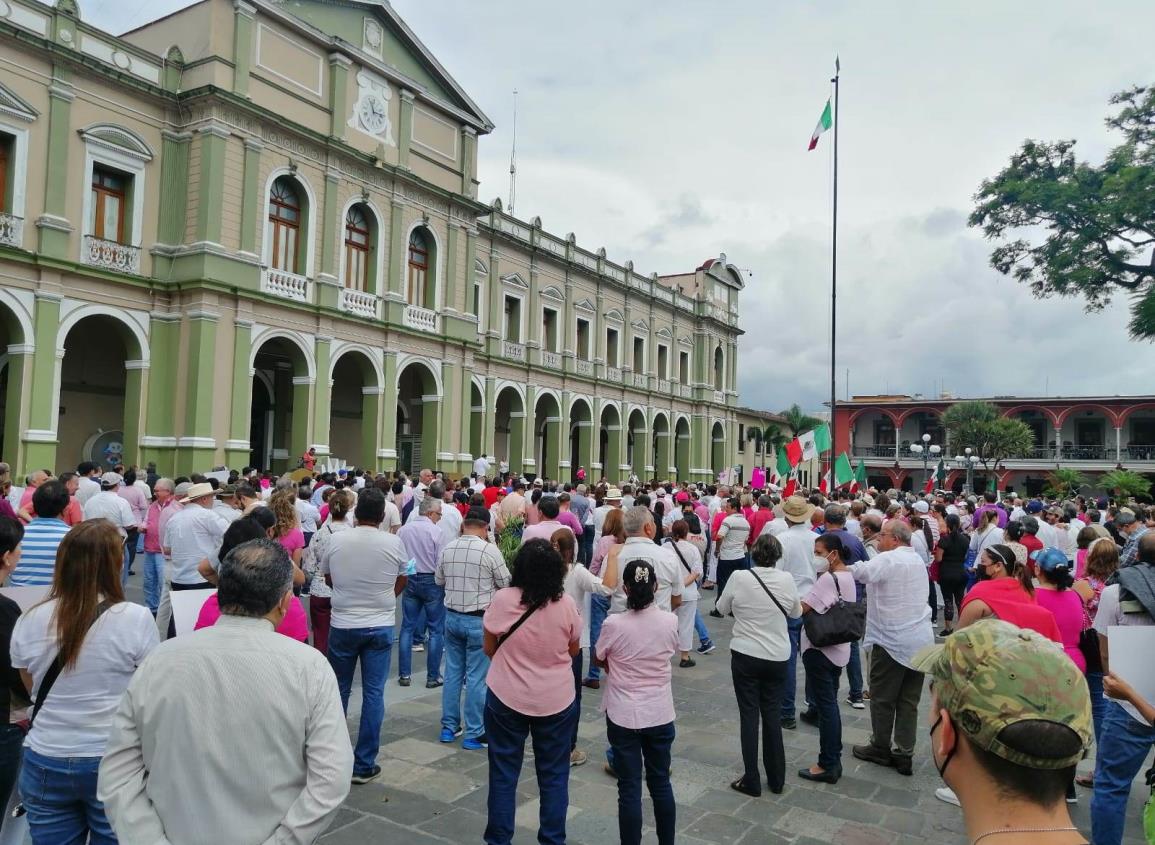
[[667, 539, 693, 575], [30, 600, 112, 728], [802, 571, 867, 648], [494, 602, 542, 652], [748, 569, 791, 618]]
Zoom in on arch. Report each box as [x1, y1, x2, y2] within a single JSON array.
[[999, 404, 1062, 428], [568, 394, 594, 420], [402, 220, 441, 310], [56, 303, 147, 361], [534, 390, 563, 480], [494, 379, 526, 410], [892, 406, 945, 427], [711, 420, 727, 478], [469, 380, 485, 460], [337, 196, 384, 294], [78, 123, 154, 162], [568, 396, 593, 481], [248, 328, 315, 379], [600, 401, 622, 427], [0, 290, 33, 347], [1055, 403, 1124, 428], [651, 409, 671, 432], [651, 411, 671, 480], [626, 407, 648, 474], [847, 406, 901, 429], [494, 384, 526, 474], [261, 167, 317, 276], [673, 415, 691, 483], [328, 342, 383, 388], [534, 387, 563, 415], [395, 358, 441, 474], [470, 375, 487, 412], [1117, 403, 1155, 427], [328, 347, 381, 468], [396, 355, 443, 397]]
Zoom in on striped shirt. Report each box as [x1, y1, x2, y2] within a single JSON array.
[[9, 517, 70, 586]]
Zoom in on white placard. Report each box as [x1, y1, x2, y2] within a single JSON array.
[[204, 470, 230, 485], [1108, 625, 1155, 708], [171, 588, 217, 636]]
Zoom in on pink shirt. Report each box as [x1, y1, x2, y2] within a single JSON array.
[[278, 526, 305, 558], [591, 535, 617, 576], [557, 511, 584, 537], [801, 570, 858, 667], [595, 604, 679, 729], [1033, 587, 1087, 673], [484, 588, 581, 716], [117, 485, 149, 526], [194, 594, 309, 642], [521, 520, 573, 545], [144, 498, 180, 553]]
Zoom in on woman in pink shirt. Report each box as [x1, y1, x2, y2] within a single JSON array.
[[584, 508, 625, 688], [268, 487, 307, 591], [483, 539, 581, 845], [594, 560, 679, 845], [1031, 548, 1088, 673]]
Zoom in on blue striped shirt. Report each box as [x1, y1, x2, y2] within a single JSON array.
[[9, 518, 70, 586]]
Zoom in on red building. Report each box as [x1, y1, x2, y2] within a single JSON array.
[[832, 394, 1155, 494]]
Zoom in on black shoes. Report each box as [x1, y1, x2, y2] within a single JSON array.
[[851, 744, 893, 768], [730, 777, 761, 798], [781, 717, 797, 730], [798, 709, 819, 727], [798, 766, 842, 784], [351, 765, 382, 784]]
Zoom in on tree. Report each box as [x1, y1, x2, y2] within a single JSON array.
[[941, 401, 1034, 474], [747, 423, 789, 470], [970, 84, 1155, 339], [780, 404, 822, 437], [1043, 467, 1088, 499], [1099, 469, 1152, 500]]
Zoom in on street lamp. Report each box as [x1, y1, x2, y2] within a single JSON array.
[[953, 447, 979, 494], [910, 432, 941, 491]]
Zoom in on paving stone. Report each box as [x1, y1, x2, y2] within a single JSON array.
[[682, 810, 754, 843], [417, 806, 489, 840], [380, 736, 458, 765]]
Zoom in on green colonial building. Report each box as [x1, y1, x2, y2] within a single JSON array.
[[0, 0, 748, 481]]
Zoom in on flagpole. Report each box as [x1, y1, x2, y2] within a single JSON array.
[[828, 58, 840, 492]]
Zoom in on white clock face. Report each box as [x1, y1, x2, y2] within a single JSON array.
[[359, 94, 388, 135]]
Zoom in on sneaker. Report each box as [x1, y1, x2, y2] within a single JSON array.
[[1066, 783, 1078, 804], [845, 697, 866, 710], [582, 678, 601, 690], [697, 639, 716, 655], [938, 628, 953, 638], [570, 749, 588, 767], [413, 643, 425, 652], [935, 786, 961, 806], [426, 678, 444, 689], [798, 709, 819, 727], [351, 765, 382, 784], [709, 609, 724, 619], [679, 657, 696, 668], [462, 735, 488, 751], [439, 727, 463, 743], [398, 676, 411, 687], [781, 717, 797, 730], [700, 581, 715, 591], [603, 762, 618, 779]]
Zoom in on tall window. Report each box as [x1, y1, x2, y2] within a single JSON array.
[[678, 350, 689, 384], [90, 166, 128, 243], [407, 229, 430, 307], [0, 134, 11, 213], [713, 347, 724, 391], [657, 344, 669, 379], [606, 327, 619, 368], [503, 296, 521, 342], [268, 176, 301, 273], [542, 308, 558, 352], [343, 205, 371, 290], [576, 318, 590, 361], [632, 337, 645, 372]]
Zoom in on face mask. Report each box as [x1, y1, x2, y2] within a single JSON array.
[[929, 714, 955, 781], [813, 555, 830, 574]]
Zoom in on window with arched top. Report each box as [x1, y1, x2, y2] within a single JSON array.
[[343, 204, 372, 291], [268, 176, 302, 273], [407, 227, 435, 308], [713, 346, 724, 391]]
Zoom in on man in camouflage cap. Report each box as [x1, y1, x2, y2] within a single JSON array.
[[914, 619, 1092, 845]]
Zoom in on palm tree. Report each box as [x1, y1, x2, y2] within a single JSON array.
[[1099, 469, 1152, 500], [780, 404, 822, 437]]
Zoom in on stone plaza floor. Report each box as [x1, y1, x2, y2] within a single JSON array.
[[316, 604, 1153, 845]]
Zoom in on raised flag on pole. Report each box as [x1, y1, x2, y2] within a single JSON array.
[[785, 438, 803, 468], [818, 469, 831, 495], [776, 447, 792, 479], [784, 476, 798, 498], [813, 423, 831, 455], [850, 459, 867, 493], [808, 99, 833, 151], [922, 459, 946, 494], [834, 453, 854, 488], [799, 430, 818, 462]]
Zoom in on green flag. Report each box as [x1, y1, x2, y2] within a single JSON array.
[[776, 447, 791, 480], [935, 459, 946, 486], [834, 452, 854, 487], [987, 476, 997, 494], [813, 423, 831, 454], [854, 460, 867, 488]]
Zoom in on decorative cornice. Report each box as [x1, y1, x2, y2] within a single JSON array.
[[233, 0, 257, 19]]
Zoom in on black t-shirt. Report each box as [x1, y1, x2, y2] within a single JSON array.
[[0, 594, 26, 721], [936, 532, 971, 581]]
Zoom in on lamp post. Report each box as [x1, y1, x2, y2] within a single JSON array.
[[909, 432, 941, 492], [953, 447, 979, 494]]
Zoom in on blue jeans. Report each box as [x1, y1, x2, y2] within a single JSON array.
[[571, 651, 583, 751], [328, 625, 393, 775], [120, 545, 130, 590], [142, 551, 166, 614], [585, 594, 610, 680], [1091, 700, 1155, 845], [846, 640, 863, 701], [441, 612, 489, 740], [694, 608, 710, 644], [782, 615, 804, 719], [1087, 670, 1106, 744], [578, 530, 594, 567], [0, 723, 23, 835], [18, 749, 115, 845], [484, 690, 577, 845], [802, 648, 843, 770], [606, 718, 676, 845], [399, 574, 445, 680]]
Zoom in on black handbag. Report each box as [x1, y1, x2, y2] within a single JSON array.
[[802, 572, 866, 648]]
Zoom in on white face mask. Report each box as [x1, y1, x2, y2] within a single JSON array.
[[813, 555, 830, 574]]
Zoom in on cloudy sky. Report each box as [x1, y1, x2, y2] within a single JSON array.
[[94, 0, 1155, 414]]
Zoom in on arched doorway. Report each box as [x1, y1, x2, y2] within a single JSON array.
[[569, 398, 593, 484], [599, 403, 621, 483], [329, 350, 380, 470], [626, 408, 646, 478], [58, 315, 142, 471], [494, 386, 524, 476], [469, 381, 484, 462], [674, 416, 691, 483], [396, 360, 440, 475], [534, 392, 561, 482], [713, 346, 724, 391], [250, 336, 310, 473], [0, 303, 27, 465], [652, 413, 671, 481], [711, 421, 726, 480]]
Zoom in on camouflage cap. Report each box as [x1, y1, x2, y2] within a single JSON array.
[[911, 619, 1092, 770]]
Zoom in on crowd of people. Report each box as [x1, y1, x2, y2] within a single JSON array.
[[0, 456, 1152, 845]]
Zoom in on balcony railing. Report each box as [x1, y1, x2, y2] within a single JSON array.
[[542, 350, 561, 369], [679, 384, 692, 399], [1062, 445, 1110, 461], [0, 212, 23, 248], [853, 444, 897, 458], [402, 304, 438, 333], [606, 366, 622, 383], [576, 359, 594, 377], [657, 379, 671, 394], [262, 267, 309, 302], [338, 288, 379, 319], [631, 372, 648, 389], [83, 235, 141, 275], [1126, 445, 1155, 461], [713, 390, 725, 404], [503, 341, 525, 362]]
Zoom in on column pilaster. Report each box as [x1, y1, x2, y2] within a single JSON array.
[[310, 337, 332, 456], [328, 53, 352, 139], [37, 74, 74, 258], [379, 352, 398, 471], [225, 319, 253, 469], [21, 293, 62, 473], [232, 0, 256, 97], [157, 130, 191, 246], [176, 310, 220, 472], [239, 138, 263, 256], [193, 124, 230, 247], [398, 89, 415, 170], [317, 169, 341, 300]]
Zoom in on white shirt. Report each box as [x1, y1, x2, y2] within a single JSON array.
[[295, 498, 321, 533], [76, 475, 101, 504], [10, 599, 158, 757], [911, 529, 931, 565], [83, 490, 138, 537], [851, 545, 935, 669], [592, 504, 615, 543], [98, 615, 352, 845], [609, 537, 684, 614], [1036, 520, 1061, 550], [969, 524, 1005, 558], [666, 539, 703, 602], [321, 526, 407, 629], [716, 513, 751, 560], [846, 518, 863, 539], [163, 504, 230, 585], [777, 522, 818, 594], [715, 568, 801, 661], [439, 503, 463, 544], [212, 501, 241, 524], [761, 517, 789, 538], [563, 563, 608, 621], [473, 456, 490, 478], [378, 500, 402, 534]]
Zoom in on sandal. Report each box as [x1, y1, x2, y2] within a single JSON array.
[[730, 777, 761, 798], [1075, 773, 1094, 788]]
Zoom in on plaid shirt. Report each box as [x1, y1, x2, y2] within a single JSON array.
[[1119, 526, 1149, 569], [435, 534, 511, 613]]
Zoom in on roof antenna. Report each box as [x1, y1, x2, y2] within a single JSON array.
[[508, 89, 518, 216]]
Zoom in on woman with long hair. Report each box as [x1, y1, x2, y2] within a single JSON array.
[[483, 539, 581, 845], [304, 489, 355, 653], [934, 513, 970, 635], [957, 544, 1061, 641], [594, 560, 679, 845], [0, 517, 25, 826], [10, 520, 158, 843], [268, 487, 306, 589], [584, 508, 626, 689], [1074, 536, 1119, 762], [664, 519, 703, 667], [1033, 548, 1087, 670]]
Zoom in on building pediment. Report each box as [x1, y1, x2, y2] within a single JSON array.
[[574, 298, 596, 314], [500, 272, 529, 290], [0, 83, 38, 123], [541, 285, 565, 303]]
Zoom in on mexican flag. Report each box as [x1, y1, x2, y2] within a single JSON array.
[[799, 424, 830, 462], [785, 438, 803, 468], [923, 459, 946, 494], [834, 453, 854, 488], [850, 459, 866, 493], [818, 469, 831, 495], [776, 446, 792, 479], [808, 99, 833, 151], [784, 475, 798, 498]]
